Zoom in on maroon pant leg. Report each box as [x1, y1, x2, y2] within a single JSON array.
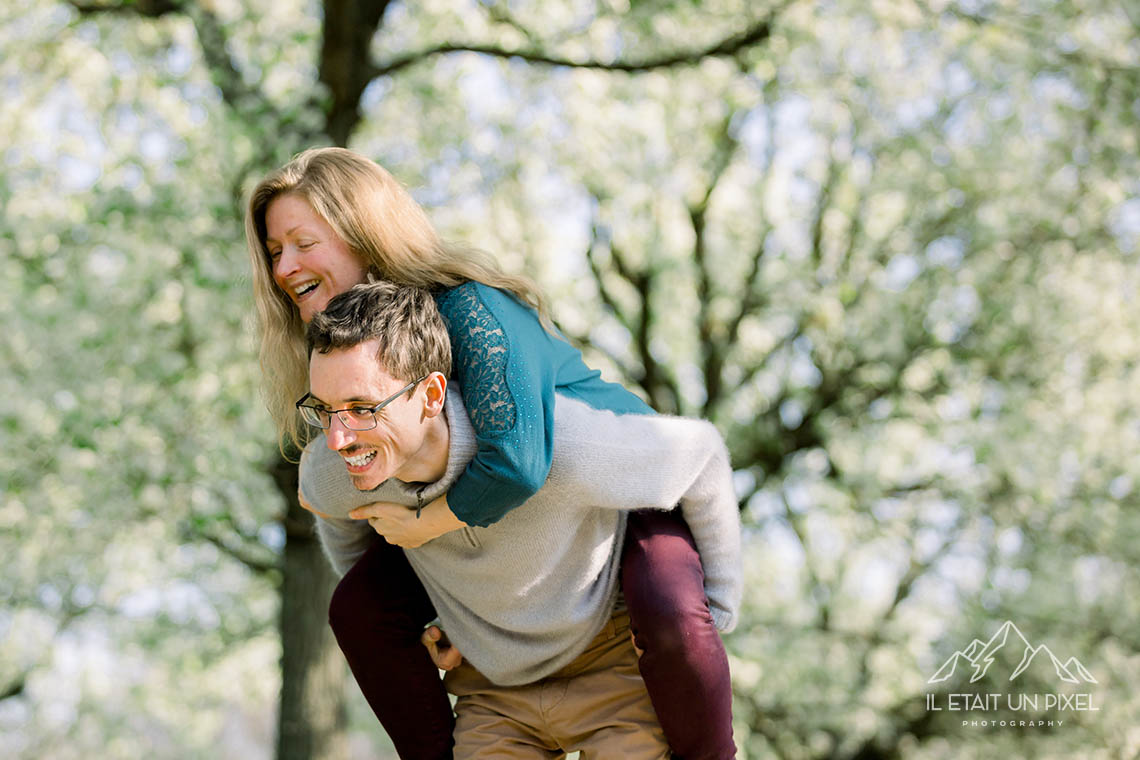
[[328, 535, 454, 760], [622, 509, 736, 760]]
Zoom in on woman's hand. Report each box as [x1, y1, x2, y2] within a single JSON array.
[[349, 494, 466, 548], [421, 625, 463, 671]]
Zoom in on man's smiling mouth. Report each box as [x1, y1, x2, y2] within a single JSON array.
[[343, 450, 377, 468]]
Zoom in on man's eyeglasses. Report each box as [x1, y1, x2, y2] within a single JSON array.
[[295, 375, 429, 431]]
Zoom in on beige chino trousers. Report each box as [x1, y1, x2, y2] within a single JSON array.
[[443, 602, 670, 759]]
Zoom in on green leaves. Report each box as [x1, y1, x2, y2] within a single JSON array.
[[6, 0, 1140, 756]]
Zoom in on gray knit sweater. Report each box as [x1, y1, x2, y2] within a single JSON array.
[[302, 389, 742, 686]]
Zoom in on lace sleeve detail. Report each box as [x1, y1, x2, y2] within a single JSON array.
[[443, 285, 517, 436]]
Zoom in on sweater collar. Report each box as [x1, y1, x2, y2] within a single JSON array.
[[364, 386, 477, 503]]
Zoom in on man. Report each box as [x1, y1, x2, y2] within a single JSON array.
[[297, 282, 741, 758]]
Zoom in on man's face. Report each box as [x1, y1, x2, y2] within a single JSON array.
[[309, 340, 431, 491]]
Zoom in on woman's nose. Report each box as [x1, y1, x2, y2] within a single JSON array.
[[274, 247, 301, 279]]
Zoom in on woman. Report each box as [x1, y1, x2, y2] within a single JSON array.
[[246, 147, 735, 760]]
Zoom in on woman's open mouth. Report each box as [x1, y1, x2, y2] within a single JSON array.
[[293, 280, 320, 299]]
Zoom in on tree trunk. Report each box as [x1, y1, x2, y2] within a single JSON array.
[[272, 453, 349, 760]]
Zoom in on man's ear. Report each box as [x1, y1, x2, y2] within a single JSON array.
[[422, 371, 447, 418]]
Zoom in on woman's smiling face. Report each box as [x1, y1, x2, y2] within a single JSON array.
[[265, 193, 369, 323]]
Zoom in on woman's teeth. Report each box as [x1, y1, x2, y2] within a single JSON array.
[[294, 280, 319, 296]]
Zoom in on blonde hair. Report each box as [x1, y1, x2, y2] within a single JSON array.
[[246, 147, 545, 453]]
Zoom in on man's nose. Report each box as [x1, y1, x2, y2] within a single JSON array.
[[325, 415, 356, 450]]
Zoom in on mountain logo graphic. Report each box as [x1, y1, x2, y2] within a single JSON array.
[[928, 621, 1098, 685]]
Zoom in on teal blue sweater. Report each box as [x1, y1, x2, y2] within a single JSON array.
[[434, 282, 653, 527]]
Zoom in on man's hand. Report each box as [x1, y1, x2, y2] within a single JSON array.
[[421, 625, 463, 671], [349, 494, 466, 548]]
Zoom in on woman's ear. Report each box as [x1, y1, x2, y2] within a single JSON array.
[[422, 371, 447, 418]]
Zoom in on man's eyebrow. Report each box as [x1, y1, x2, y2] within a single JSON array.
[[308, 395, 378, 406]]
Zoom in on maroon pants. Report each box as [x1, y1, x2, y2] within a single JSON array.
[[328, 509, 735, 759]]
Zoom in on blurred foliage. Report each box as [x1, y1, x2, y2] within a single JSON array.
[[3, 0, 1140, 758]]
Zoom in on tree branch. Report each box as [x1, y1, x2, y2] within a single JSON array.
[[690, 114, 741, 418], [585, 201, 682, 412], [585, 217, 633, 327], [183, 2, 262, 109], [724, 236, 769, 354], [778, 491, 834, 631], [610, 236, 682, 413], [809, 153, 840, 271], [709, 98, 777, 420], [68, 0, 279, 124], [480, 0, 542, 47], [0, 674, 26, 702], [68, 0, 181, 15], [370, 15, 779, 78], [837, 162, 870, 282], [181, 485, 285, 578], [203, 530, 280, 575], [736, 322, 801, 395]]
